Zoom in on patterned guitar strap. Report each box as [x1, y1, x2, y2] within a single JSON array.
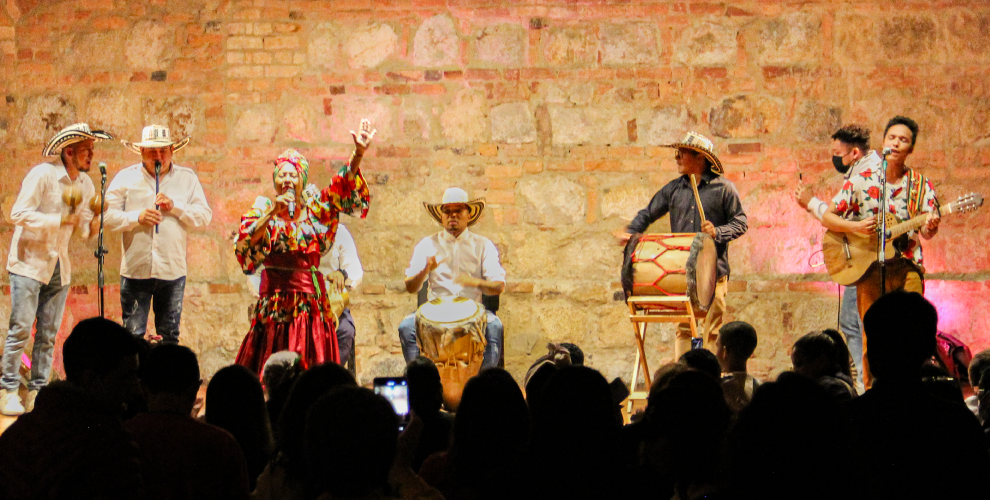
[[905, 168, 939, 219]]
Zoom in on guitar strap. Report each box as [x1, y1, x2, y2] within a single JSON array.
[[905, 168, 935, 218]]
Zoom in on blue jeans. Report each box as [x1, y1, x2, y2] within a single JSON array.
[[337, 308, 355, 366], [2, 264, 69, 391], [399, 310, 503, 369], [840, 285, 864, 392], [120, 276, 186, 344]]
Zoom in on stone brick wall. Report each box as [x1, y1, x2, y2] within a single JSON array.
[[1, 0, 989, 385]]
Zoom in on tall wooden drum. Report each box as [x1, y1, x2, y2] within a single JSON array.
[[621, 233, 718, 312], [416, 296, 487, 411]]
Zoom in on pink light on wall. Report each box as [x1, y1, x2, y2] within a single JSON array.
[[923, 280, 990, 355]]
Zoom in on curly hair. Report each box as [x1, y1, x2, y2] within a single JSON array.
[[831, 124, 871, 153]]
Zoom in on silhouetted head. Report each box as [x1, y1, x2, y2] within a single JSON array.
[[206, 364, 274, 489], [643, 370, 730, 489], [262, 351, 301, 396], [532, 366, 619, 460], [276, 363, 356, 475], [141, 344, 200, 396], [716, 321, 758, 371], [969, 349, 990, 390], [726, 372, 851, 500], [450, 368, 530, 478], [305, 387, 397, 498], [792, 330, 850, 379], [678, 349, 721, 380], [863, 291, 937, 383], [140, 344, 200, 414], [63, 317, 143, 414], [262, 352, 303, 430], [559, 342, 585, 366], [405, 356, 443, 418]]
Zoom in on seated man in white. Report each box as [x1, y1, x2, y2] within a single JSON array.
[[398, 188, 505, 368]]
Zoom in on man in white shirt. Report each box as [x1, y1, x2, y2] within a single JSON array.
[[794, 124, 881, 393], [1, 123, 113, 416], [245, 222, 364, 365], [399, 188, 506, 368], [105, 125, 212, 344]]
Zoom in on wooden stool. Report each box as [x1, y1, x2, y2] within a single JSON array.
[[624, 295, 700, 421]]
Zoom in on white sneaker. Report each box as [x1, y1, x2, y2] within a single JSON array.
[[0, 389, 25, 416], [24, 390, 38, 413]]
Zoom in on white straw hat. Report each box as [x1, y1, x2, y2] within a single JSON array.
[[121, 124, 190, 154]]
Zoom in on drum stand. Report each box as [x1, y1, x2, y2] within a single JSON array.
[[625, 295, 700, 419]]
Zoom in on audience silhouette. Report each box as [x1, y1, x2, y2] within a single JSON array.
[[1, 297, 989, 500], [844, 291, 989, 499], [0, 317, 145, 499], [206, 364, 274, 491], [129, 344, 250, 500]]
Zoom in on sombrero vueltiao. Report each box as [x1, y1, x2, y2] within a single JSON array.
[[663, 131, 724, 175], [425, 188, 486, 227], [121, 124, 191, 154], [42, 123, 114, 157]]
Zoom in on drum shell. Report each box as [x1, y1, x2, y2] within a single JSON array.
[[416, 297, 487, 411], [621, 232, 718, 312]]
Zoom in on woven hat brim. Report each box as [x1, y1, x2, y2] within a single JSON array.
[[121, 136, 191, 154], [424, 199, 486, 227], [42, 130, 114, 157], [663, 143, 724, 175]]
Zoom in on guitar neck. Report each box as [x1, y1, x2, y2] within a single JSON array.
[[887, 204, 957, 239]]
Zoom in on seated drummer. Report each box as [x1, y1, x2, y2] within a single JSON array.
[[617, 132, 747, 360], [398, 188, 506, 368]]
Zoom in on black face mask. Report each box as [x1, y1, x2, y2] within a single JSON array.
[[832, 155, 851, 174]]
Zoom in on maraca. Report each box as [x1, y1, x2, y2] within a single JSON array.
[[62, 185, 82, 213], [89, 192, 105, 213]]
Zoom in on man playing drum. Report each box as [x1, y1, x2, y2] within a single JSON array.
[[618, 132, 747, 360], [398, 188, 506, 368]]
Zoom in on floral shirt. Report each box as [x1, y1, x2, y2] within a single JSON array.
[[235, 164, 370, 274], [831, 167, 937, 265]]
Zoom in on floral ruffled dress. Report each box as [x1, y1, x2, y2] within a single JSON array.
[[234, 164, 369, 374]]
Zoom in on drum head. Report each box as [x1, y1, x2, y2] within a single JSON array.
[[686, 232, 718, 312], [417, 296, 484, 324]]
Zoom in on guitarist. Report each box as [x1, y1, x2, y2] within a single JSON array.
[[821, 116, 940, 387], [795, 124, 881, 393]]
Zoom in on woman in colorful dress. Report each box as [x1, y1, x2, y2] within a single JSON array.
[[234, 119, 375, 374]]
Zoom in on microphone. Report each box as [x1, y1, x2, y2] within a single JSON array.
[[287, 187, 296, 218], [98, 162, 107, 175], [881, 147, 892, 157]]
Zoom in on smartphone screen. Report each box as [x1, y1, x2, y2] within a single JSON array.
[[373, 377, 410, 431]]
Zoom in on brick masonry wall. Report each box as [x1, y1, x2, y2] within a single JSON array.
[[1, 0, 989, 384]]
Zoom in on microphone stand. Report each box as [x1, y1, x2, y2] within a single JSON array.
[[95, 166, 108, 318], [877, 150, 890, 296]]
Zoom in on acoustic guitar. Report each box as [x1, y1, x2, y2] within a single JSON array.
[[823, 193, 984, 285]]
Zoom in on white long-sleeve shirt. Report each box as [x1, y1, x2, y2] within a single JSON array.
[[6, 163, 95, 285], [104, 163, 212, 280], [320, 223, 364, 288], [245, 223, 364, 297], [805, 150, 882, 220], [404, 228, 506, 303]]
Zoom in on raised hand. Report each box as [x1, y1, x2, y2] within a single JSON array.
[[350, 118, 377, 156]]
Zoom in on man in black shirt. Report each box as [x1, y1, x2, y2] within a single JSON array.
[[619, 132, 747, 359]]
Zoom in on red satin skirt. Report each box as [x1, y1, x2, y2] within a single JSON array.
[[235, 268, 339, 375]]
